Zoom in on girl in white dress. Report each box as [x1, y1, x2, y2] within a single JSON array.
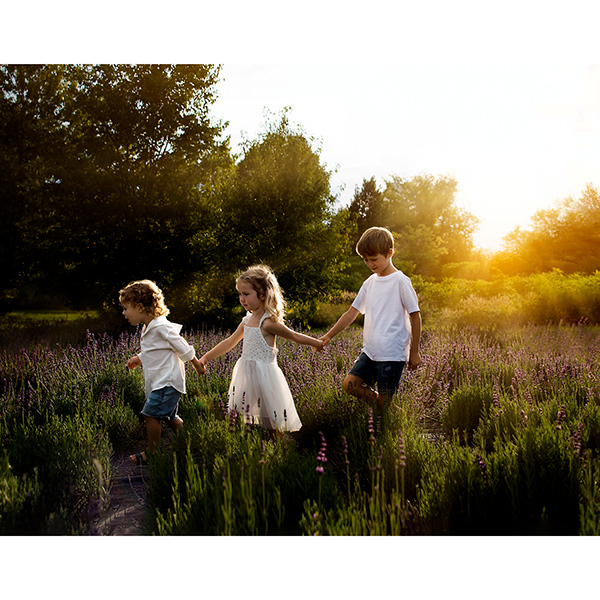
[[198, 265, 323, 432]]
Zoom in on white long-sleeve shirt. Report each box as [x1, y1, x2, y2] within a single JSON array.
[[137, 316, 196, 398]]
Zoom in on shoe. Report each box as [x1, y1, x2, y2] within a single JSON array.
[[130, 451, 148, 465]]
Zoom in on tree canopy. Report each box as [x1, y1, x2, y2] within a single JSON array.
[[0, 64, 228, 311], [0, 68, 349, 325], [492, 183, 600, 276], [346, 173, 480, 278], [173, 112, 350, 325]]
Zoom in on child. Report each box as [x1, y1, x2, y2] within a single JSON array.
[[320, 227, 421, 408], [119, 279, 203, 464], [198, 265, 323, 432]]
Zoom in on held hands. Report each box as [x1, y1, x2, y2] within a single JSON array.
[[317, 335, 330, 351], [126, 356, 142, 370], [192, 357, 206, 376]]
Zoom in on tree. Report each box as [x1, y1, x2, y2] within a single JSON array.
[[492, 183, 600, 275], [0, 64, 228, 310], [183, 111, 350, 324], [347, 177, 384, 248], [382, 174, 479, 277], [0, 65, 70, 309]]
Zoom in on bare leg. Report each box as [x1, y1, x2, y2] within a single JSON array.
[[169, 417, 184, 434], [144, 415, 162, 455], [129, 415, 161, 463], [343, 374, 382, 405]]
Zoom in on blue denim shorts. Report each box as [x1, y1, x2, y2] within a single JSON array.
[[348, 352, 405, 395], [142, 386, 182, 421]]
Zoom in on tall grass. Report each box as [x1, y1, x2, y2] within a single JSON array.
[[2, 314, 600, 534], [416, 271, 600, 331], [0, 330, 144, 533]]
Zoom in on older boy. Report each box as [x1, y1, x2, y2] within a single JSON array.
[[320, 227, 421, 407]]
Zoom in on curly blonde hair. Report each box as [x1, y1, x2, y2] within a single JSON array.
[[118, 279, 170, 318], [237, 265, 286, 323]]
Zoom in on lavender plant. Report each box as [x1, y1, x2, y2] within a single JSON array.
[[4, 319, 600, 535]]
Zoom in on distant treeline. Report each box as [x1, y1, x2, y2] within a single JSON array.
[[1, 65, 598, 326]]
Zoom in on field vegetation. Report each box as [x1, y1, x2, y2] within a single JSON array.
[[2, 275, 600, 535]]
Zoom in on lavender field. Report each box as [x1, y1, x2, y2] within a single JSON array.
[[2, 322, 600, 534]]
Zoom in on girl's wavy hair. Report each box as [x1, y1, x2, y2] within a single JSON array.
[[237, 265, 286, 323], [118, 279, 170, 318]]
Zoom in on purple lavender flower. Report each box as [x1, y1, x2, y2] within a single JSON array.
[[342, 435, 349, 467], [398, 430, 406, 469], [572, 422, 583, 457], [316, 431, 327, 475], [368, 407, 375, 444], [475, 453, 488, 485]]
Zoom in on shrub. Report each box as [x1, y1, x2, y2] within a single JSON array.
[[0, 453, 40, 535], [442, 384, 494, 443]]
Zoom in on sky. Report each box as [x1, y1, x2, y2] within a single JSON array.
[[211, 64, 600, 251]]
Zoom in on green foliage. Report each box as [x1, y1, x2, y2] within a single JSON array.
[[383, 174, 480, 278], [418, 421, 581, 535], [0, 453, 40, 535], [0, 64, 228, 311], [493, 183, 600, 276], [580, 457, 600, 535], [346, 177, 381, 250], [151, 417, 336, 535], [417, 271, 600, 331], [442, 384, 494, 443], [0, 330, 151, 532], [174, 110, 351, 327], [6, 415, 112, 533]]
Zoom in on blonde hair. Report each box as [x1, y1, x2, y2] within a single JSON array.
[[356, 226, 395, 257], [118, 279, 170, 318], [237, 265, 286, 323]]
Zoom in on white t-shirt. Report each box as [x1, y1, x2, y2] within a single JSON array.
[[352, 270, 420, 361], [137, 316, 196, 398]]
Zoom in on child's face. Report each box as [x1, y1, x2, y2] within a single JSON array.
[[362, 249, 395, 276], [237, 281, 264, 313], [121, 302, 150, 326]]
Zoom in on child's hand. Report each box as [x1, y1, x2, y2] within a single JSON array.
[[408, 351, 422, 371], [192, 357, 206, 376], [314, 339, 324, 353], [126, 356, 142, 370]]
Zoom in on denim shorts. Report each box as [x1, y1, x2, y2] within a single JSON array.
[[142, 386, 182, 421], [348, 352, 405, 395]]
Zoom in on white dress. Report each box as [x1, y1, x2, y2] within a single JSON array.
[[228, 313, 302, 432]]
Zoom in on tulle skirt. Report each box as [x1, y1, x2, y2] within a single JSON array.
[[228, 357, 302, 432]]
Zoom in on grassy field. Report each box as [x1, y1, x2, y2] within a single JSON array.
[[2, 305, 600, 535]]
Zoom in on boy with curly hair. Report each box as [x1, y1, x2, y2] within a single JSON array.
[[119, 279, 203, 464]]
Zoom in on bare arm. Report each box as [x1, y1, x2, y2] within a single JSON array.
[[262, 319, 323, 351], [319, 306, 360, 346], [199, 322, 245, 367], [408, 311, 422, 370]]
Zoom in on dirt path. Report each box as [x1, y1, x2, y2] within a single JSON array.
[[88, 453, 152, 535]]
